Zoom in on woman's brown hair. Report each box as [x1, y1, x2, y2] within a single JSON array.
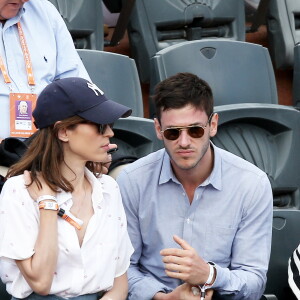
[[6, 116, 103, 193]]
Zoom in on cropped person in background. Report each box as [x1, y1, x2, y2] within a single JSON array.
[[0, 0, 90, 141], [117, 72, 273, 300], [0, 77, 133, 300], [288, 245, 300, 299]]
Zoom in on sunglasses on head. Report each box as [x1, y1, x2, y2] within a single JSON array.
[[160, 113, 214, 141]]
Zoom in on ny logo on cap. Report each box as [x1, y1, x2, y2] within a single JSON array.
[[87, 82, 104, 96]]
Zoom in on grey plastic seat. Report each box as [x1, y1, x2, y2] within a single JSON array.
[[261, 209, 300, 300], [110, 116, 163, 160], [77, 49, 144, 117], [293, 43, 300, 107], [212, 103, 300, 209], [48, 0, 103, 50], [150, 39, 278, 117], [266, 0, 300, 69], [127, 0, 246, 82], [108, 116, 163, 176]]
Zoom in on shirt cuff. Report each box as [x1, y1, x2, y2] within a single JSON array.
[[209, 263, 228, 290], [129, 277, 172, 300]]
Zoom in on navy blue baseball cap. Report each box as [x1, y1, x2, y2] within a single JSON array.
[[33, 77, 132, 129]]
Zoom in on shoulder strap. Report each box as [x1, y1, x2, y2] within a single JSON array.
[[108, 0, 136, 46], [247, 0, 271, 33]]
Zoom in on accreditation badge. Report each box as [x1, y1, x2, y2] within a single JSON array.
[[9, 93, 38, 138]]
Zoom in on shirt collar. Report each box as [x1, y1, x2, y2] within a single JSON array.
[[56, 168, 104, 209], [158, 142, 222, 190], [4, 5, 25, 28]]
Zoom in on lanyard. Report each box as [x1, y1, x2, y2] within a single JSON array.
[[0, 22, 35, 87]]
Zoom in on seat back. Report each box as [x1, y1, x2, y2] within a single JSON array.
[[77, 49, 144, 117], [0, 280, 10, 300], [150, 40, 278, 117], [263, 209, 300, 300], [127, 0, 246, 82], [293, 43, 300, 107], [212, 103, 300, 209], [48, 0, 103, 50], [266, 0, 300, 69], [108, 116, 163, 175]]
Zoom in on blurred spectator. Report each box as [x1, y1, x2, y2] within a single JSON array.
[[0, 0, 90, 141]]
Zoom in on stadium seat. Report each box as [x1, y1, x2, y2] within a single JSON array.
[[0, 280, 10, 300], [127, 0, 246, 82], [266, 0, 300, 69], [108, 116, 163, 177], [212, 103, 300, 209], [150, 39, 278, 117], [261, 209, 300, 300], [293, 43, 300, 107], [48, 0, 104, 50], [77, 49, 144, 117]]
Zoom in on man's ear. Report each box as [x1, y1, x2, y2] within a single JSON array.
[[209, 113, 218, 138], [154, 118, 163, 140]]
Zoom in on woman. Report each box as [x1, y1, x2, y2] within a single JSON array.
[[0, 77, 133, 300]]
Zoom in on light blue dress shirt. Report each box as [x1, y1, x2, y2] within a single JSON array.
[[117, 144, 273, 300], [0, 0, 90, 139]]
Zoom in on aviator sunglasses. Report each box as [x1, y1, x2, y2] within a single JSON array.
[[160, 113, 214, 141]]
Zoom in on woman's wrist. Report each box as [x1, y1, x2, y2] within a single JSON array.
[[37, 195, 57, 204]]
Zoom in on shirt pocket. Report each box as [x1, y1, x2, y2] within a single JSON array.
[[204, 225, 237, 265]]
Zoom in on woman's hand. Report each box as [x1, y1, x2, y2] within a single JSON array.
[[23, 170, 55, 201], [153, 283, 214, 300]]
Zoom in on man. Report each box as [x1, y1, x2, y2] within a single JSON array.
[[0, 0, 90, 140], [117, 73, 273, 299], [18, 100, 28, 114]]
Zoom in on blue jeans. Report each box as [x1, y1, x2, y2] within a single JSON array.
[[11, 292, 104, 300]]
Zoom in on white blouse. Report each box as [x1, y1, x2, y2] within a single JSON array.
[[0, 169, 133, 298]]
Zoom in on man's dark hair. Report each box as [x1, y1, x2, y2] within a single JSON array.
[[153, 72, 214, 122]]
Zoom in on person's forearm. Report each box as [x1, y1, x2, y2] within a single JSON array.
[[212, 265, 265, 300], [16, 209, 58, 295], [101, 273, 128, 300]]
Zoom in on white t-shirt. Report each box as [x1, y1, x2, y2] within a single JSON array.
[[0, 169, 133, 298]]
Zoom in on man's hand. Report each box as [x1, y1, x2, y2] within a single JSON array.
[[102, 154, 112, 174], [153, 283, 214, 300], [160, 235, 210, 285]]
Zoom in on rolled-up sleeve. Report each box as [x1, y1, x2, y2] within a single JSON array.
[[0, 176, 39, 260]]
